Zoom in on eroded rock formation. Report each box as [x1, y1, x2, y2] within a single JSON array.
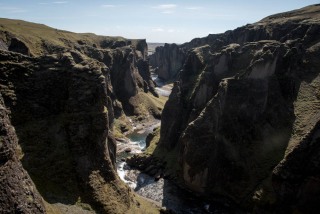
[[149, 43, 186, 81], [0, 19, 160, 213], [0, 93, 45, 214], [0, 50, 132, 213], [158, 4, 320, 213]]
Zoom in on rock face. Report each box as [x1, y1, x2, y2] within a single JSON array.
[[0, 18, 158, 118], [0, 93, 45, 213], [8, 37, 32, 56], [149, 43, 186, 81], [0, 50, 132, 213], [158, 4, 320, 212], [0, 19, 160, 213], [273, 121, 320, 213]]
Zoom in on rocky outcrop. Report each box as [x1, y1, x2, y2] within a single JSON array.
[[149, 43, 186, 81], [158, 4, 320, 212], [160, 82, 183, 149], [8, 37, 31, 56], [273, 121, 320, 213], [0, 19, 162, 213], [0, 50, 134, 213], [0, 18, 159, 119], [0, 93, 45, 213]]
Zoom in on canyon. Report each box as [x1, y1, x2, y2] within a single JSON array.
[[1, 4, 320, 214]]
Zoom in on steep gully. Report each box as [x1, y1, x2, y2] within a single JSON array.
[[145, 4, 320, 213], [116, 75, 235, 213]]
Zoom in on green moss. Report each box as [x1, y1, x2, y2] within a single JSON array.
[[128, 194, 160, 214], [113, 115, 132, 138], [128, 92, 168, 118], [16, 114, 81, 204], [145, 127, 181, 178]]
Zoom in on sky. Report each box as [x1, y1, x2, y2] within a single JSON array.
[[0, 0, 319, 43]]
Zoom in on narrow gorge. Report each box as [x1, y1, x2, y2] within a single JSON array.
[[1, 4, 320, 214]]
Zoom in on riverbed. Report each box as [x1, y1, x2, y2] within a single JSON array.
[[116, 122, 238, 214], [116, 126, 215, 213]]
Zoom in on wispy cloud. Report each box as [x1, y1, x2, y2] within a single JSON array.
[[53, 1, 68, 4], [153, 4, 177, 10], [152, 4, 177, 14], [152, 28, 183, 33], [0, 6, 27, 13], [152, 28, 164, 32], [101, 4, 116, 8], [185, 7, 203, 10]]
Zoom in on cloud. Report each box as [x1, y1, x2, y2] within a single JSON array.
[[185, 7, 203, 10], [152, 28, 182, 33], [153, 4, 177, 9], [53, 1, 68, 4], [152, 28, 164, 32], [101, 4, 116, 8], [152, 4, 177, 14]]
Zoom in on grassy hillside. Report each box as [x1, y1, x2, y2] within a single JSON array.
[[0, 18, 128, 56]]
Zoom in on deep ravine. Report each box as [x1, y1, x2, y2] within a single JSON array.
[[115, 76, 238, 214]]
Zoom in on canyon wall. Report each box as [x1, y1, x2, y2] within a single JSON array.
[[157, 4, 320, 213], [0, 93, 45, 214], [0, 19, 159, 213]]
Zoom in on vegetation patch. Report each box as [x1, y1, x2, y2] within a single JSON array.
[[16, 114, 81, 204], [128, 92, 168, 119], [143, 127, 181, 180]]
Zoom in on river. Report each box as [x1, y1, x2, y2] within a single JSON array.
[[116, 127, 217, 213]]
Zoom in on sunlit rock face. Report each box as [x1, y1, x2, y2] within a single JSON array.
[[149, 43, 186, 81], [158, 4, 320, 212]]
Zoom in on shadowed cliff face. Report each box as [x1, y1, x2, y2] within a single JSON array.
[[0, 20, 161, 213], [0, 93, 45, 213], [0, 50, 132, 213], [158, 4, 320, 212]]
